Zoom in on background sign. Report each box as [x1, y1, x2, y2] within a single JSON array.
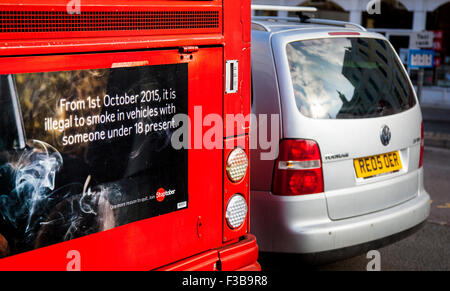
[[399, 48, 410, 65], [433, 30, 444, 52], [408, 49, 435, 68], [410, 31, 434, 49]]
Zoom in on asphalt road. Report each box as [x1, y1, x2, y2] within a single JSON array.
[[424, 120, 450, 135], [422, 106, 450, 134], [259, 146, 450, 271]]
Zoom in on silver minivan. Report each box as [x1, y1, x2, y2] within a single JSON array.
[[250, 17, 430, 262]]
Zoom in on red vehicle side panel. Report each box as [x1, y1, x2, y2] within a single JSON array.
[[0, 48, 224, 271], [0, 0, 256, 271]]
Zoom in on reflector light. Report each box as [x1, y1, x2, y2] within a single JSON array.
[[278, 160, 320, 170], [225, 194, 248, 229], [419, 122, 424, 168], [288, 170, 322, 195], [226, 147, 248, 182]]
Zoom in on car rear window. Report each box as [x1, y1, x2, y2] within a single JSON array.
[[286, 37, 416, 119]]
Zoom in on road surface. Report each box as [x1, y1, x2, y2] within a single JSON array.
[[259, 146, 450, 271]]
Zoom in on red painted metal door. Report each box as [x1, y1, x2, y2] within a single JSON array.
[[0, 47, 224, 270]]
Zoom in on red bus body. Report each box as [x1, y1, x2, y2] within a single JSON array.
[[0, 0, 257, 271]]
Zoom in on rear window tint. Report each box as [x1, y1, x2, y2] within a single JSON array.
[[286, 37, 416, 119]]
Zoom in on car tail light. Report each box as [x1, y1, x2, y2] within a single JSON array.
[[272, 139, 324, 196], [419, 122, 424, 168]]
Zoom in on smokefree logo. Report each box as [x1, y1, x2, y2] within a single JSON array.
[[156, 188, 176, 202]]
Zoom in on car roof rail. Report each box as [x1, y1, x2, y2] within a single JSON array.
[[305, 18, 367, 32], [251, 4, 366, 32], [252, 16, 303, 22], [251, 4, 318, 13]]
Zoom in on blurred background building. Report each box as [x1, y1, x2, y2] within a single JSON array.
[[252, 0, 450, 106]]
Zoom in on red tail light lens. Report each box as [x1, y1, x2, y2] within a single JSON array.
[[419, 122, 424, 168], [272, 139, 324, 196]]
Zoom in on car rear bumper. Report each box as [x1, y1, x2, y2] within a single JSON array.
[[155, 234, 260, 271], [251, 171, 430, 254]]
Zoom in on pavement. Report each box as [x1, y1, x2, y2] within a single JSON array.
[[421, 105, 450, 149]]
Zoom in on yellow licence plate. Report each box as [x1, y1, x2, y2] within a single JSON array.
[[354, 151, 402, 178]]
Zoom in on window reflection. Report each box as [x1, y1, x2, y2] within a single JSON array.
[[286, 37, 415, 119]]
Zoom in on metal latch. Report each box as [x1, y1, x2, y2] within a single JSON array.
[[180, 46, 199, 54], [197, 216, 203, 239], [225, 60, 239, 94]]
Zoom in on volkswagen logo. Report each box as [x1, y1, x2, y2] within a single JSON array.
[[380, 125, 391, 146]]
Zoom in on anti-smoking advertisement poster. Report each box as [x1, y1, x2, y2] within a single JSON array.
[[0, 63, 188, 258]]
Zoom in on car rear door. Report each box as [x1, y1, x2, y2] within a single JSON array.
[[272, 31, 423, 220]]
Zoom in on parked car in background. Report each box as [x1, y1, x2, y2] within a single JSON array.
[[250, 9, 430, 263]]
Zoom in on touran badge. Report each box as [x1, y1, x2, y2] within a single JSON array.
[[380, 125, 391, 146]]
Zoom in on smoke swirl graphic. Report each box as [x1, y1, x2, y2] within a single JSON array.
[[0, 140, 120, 256], [0, 140, 62, 238]]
